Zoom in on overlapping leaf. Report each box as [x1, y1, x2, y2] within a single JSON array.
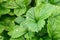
[[8, 25, 26, 38], [14, 16, 25, 24], [0, 0, 60, 40], [14, 7, 26, 16], [47, 6, 60, 39], [0, 0, 31, 16], [25, 3, 56, 32], [0, 6, 10, 15], [0, 16, 15, 31], [10, 36, 25, 40], [49, 0, 60, 6], [24, 31, 34, 39]]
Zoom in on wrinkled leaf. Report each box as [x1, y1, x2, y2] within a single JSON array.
[[14, 7, 26, 16], [38, 20, 45, 31], [2, 0, 19, 8], [47, 7, 60, 39], [8, 25, 26, 38], [14, 16, 25, 24], [36, 3, 56, 20]]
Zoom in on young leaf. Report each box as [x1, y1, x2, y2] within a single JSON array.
[[37, 20, 45, 31], [2, 0, 19, 8], [14, 7, 26, 16], [47, 7, 60, 39], [26, 7, 35, 19], [36, 3, 56, 20], [10, 36, 25, 40], [24, 19, 38, 32], [20, 17, 45, 32], [26, 3, 56, 20], [8, 25, 26, 38], [14, 16, 25, 24]]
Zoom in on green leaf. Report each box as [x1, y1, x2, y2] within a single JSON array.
[[43, 36, 52, 40], [9, 11, 15, 15], [26, 37, 38, 40], [24, 19, 38, 32], [24, 0, 31, 6], [26, 4, 56, 21], [38, 20, 45, 31], [2, 0, 19, 8], [8, 25, 26, 38], [14, 16, 25, 24], [0, 24, 5, 34], [14, 7, 26, 16], [35, 0, 48, 6], [0, 0, 7, 3], [10, 36, 25, 40], [49, 0, 60, 4], [39, 38, 43, 40], [0, 36, 3, 40], [47, 7, 60, 39], [49, 0, 60, 6], [26, 7, 35, 19], [15, 0, 31, 7], [24, 31, 34, 39], [0, 16, 15, 31], [44, 38, 52, 40], [2, 0, 31, 9], [35, 3, 56, 20], [0, 7, 10, 15], [21, 18, 45, 32]]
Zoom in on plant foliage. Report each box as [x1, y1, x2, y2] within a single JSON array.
[[0, 0, 60, 40]]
